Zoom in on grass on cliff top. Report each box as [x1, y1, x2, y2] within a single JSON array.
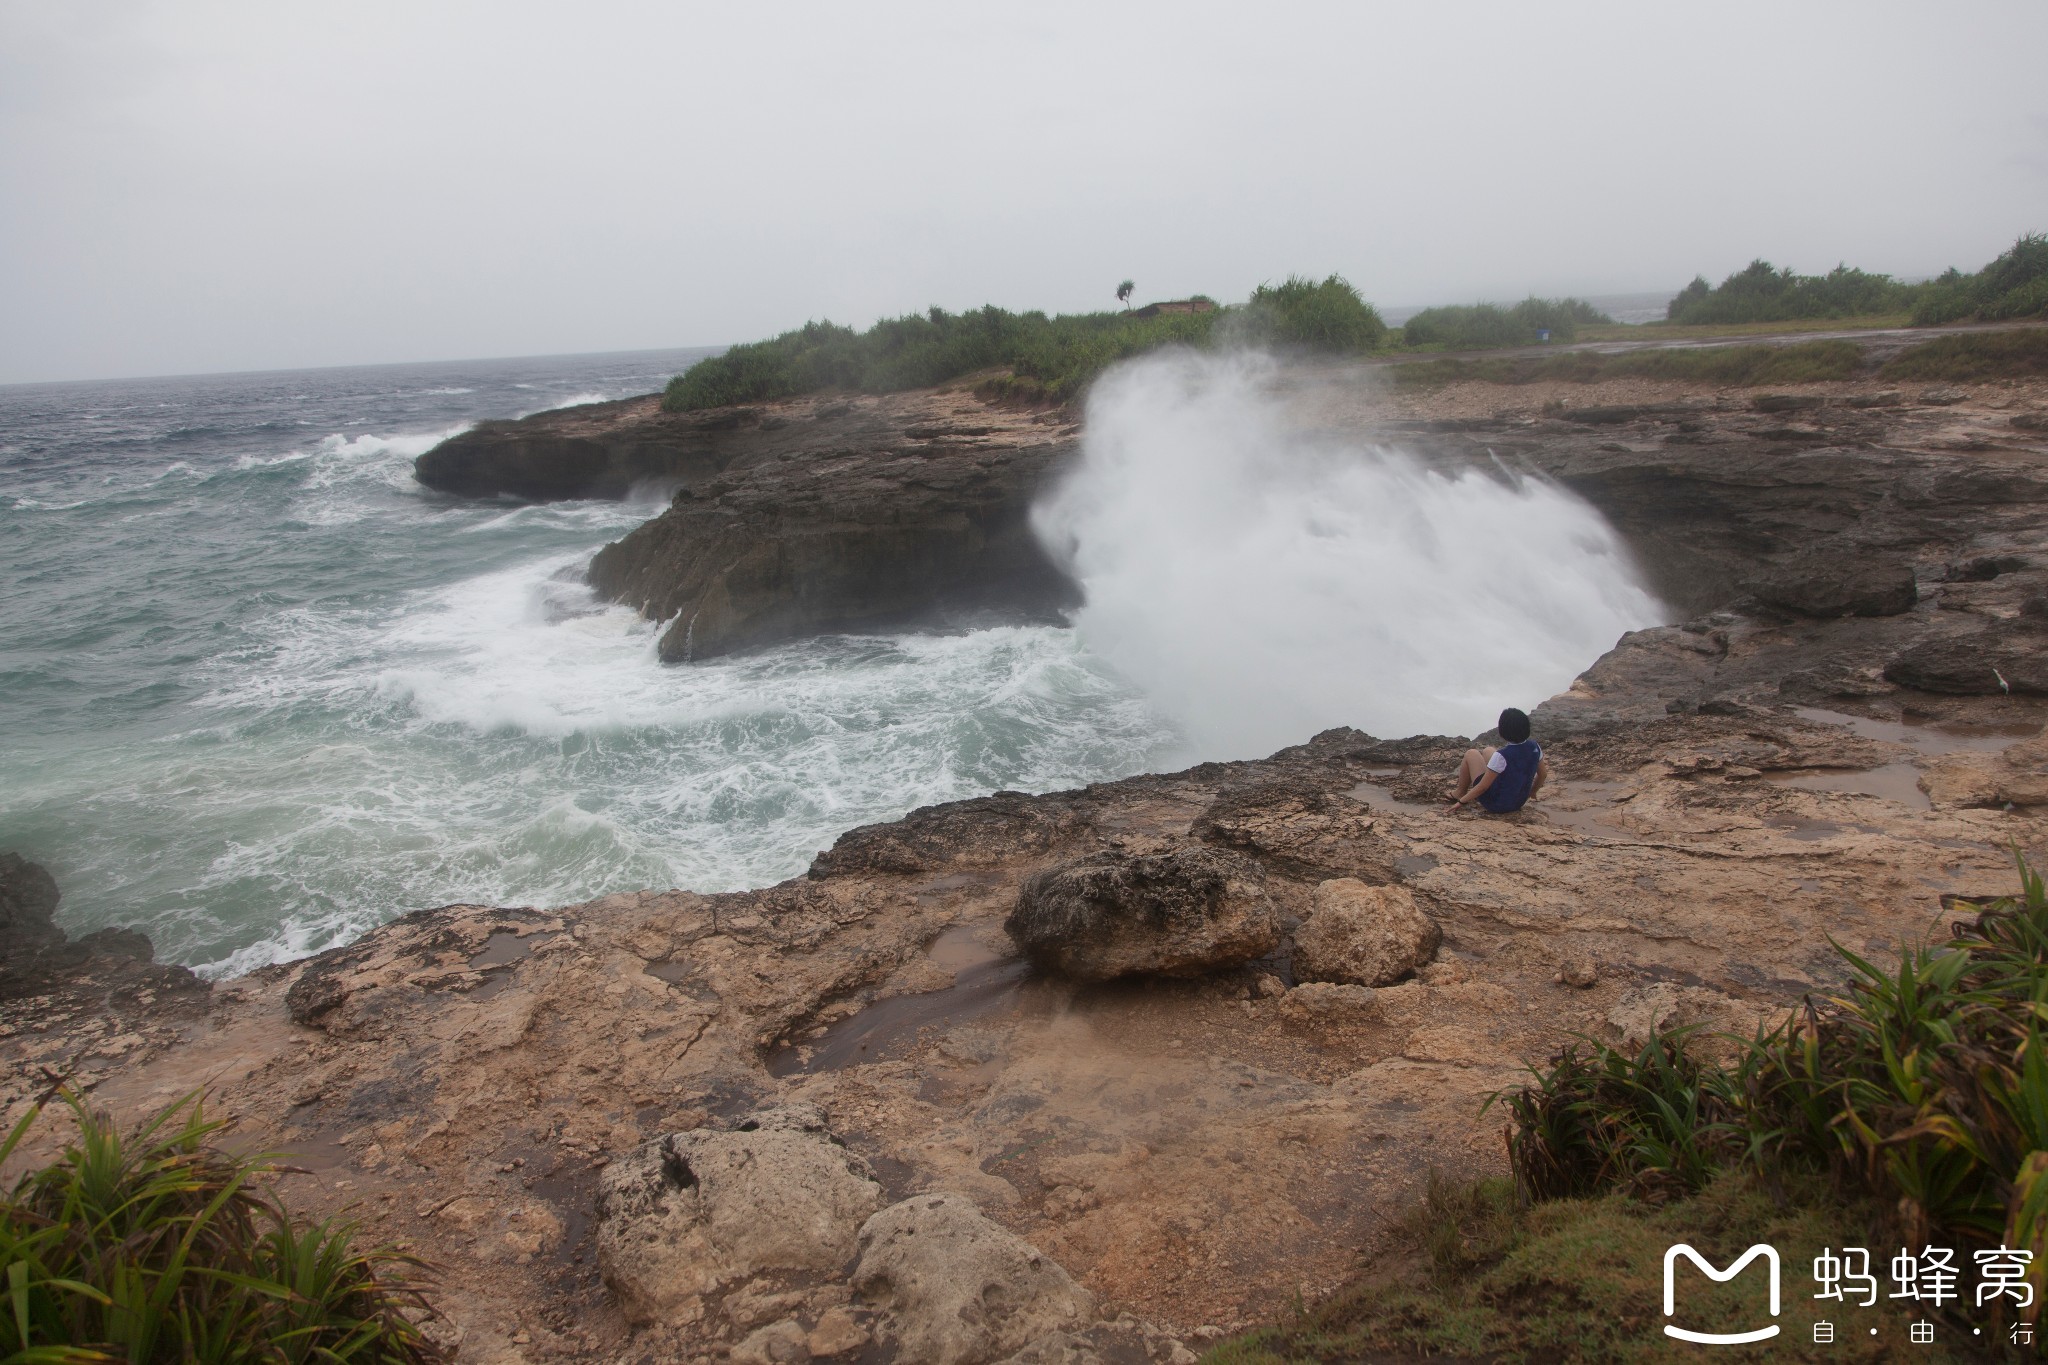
[[1204, 1174, 1966, 1364], [1, 1087, 442, 1363], [1579, 313, 1913, 343], [662, 275, 1386, 412], [1389, 338, 1868, 389], [1879, 326, 2048, 381], [1209, 852, 2048, 1362]]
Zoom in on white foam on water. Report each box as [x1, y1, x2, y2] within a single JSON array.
[[176, 551, 1167, 976], [1034, 350, 1665, 759]]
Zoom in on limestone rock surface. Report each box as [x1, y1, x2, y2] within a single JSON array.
[[1292, 879, 1440, 987], [853, 1192, 1094, 1365], [595, 1105, 883, 1327], [1746, 552, 1917, 618], [1005, 847, 1278, 981]]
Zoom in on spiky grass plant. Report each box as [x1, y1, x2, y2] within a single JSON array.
[[0, 1089, 441, 1364], [1499, 850, 2048, 1306]]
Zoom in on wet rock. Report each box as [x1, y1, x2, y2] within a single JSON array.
[[1885, 621, 2048, 695], [1921, 728, 2048, 810], [594, 1104, 883, 1327], [0, 854, 201, 1004], [1752, 394, 1825, 413], [1745, 552, 1917, 618], [581, 396, 1080, 661], [0, 854, 64, 959], [1005, 847, 1278, 982], [1291, 879, 1440, 987], [853, 1192, 1094, 1365]]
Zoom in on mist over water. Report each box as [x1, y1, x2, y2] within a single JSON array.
[[1033, 351, 1666, 759]]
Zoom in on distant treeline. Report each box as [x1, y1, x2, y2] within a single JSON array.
[[1399, 297, 1610, 349], [663, 276, 1386, 412], [1668, 234, 2048, 326]]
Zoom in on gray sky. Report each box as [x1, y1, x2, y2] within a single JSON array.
[[4, 0, 2045, 384]]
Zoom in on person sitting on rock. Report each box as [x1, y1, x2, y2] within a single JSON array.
[[1446, 707, 1549, 815]]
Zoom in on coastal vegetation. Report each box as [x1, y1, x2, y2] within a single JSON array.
[[1390, 338, 1866, 389], [662, 275, 1383, 412], [1881, 327, 2048, 381], [1209, 856, 2048, 1361], [1665, 234, 2048, 328], [1399, 296, 1610, 349], [0, 1089, 441, 1363]]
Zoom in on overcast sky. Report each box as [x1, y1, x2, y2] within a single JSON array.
[[3, 1, 2045, 384]]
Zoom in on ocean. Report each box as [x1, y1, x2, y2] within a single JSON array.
[[0, 351, 1173, 976]]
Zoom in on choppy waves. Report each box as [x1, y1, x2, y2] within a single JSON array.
[[0, 350, 1173, 977]]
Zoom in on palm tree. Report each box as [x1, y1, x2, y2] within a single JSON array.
[[1117, 280, 1134, 310]]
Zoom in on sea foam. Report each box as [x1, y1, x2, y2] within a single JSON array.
[[1033, 349, 1665, 759]]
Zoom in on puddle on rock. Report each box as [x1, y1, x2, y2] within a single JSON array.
[[1765, 762, 1931, 810], [768, 925, 1036, 1077], [1349, 772, 1431, 808], [1540, 780, 1638, 839], [1764, 814, 1848, 842], [1794, 707, 2036, 755], [467, 929, 559, 999]]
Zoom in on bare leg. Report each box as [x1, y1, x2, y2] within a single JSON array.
[[1451, 747, 1496, 800]]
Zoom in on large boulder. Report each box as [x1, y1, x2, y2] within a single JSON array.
[[1292, 879, 1440, 987], [853, 1192, 1094, 1365], [594, 1105, 884, 1327], [1745, 552, 1917, 618], [1884, 621, 2048, 695], [1004, 847, 1278, 981], [0, 853, 64, 961]]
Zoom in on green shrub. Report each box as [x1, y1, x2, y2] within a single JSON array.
[[0, 1089, 441, 1364], [661, 303, 1232, 412], [1882, 328, 2048, 382], [1202, 1173, 1939, 1364], [1241, 275, 1387, 353], [1401, 296, 1610, 350], [1502, 852, 2048, 1275], [1667, 259, 1923, 325], [1912, 235, 2048, 325], [1208, 854, 2048, 1362]]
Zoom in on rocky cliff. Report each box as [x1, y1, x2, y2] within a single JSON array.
[[419, 340, 2048, 673], [584, 390, 1083, 661], [14, 356, 2041, 1361]]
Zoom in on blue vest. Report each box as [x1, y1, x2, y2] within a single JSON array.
[[1481, 740, 1542, 813]]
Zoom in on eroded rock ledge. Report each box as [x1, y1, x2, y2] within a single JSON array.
[[420, 342, 2048, 668], [8, 361, 2042, 1360]]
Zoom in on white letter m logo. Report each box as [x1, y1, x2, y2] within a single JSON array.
[[1663, 1243, 1781, 1344]]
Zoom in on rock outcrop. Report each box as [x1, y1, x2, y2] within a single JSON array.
[[1291, 879, 1440, 986], [417, 336, 2048, 672], [1005, 846, 1279, 982], [594, 1104, 884, 1328], [0, 853, 203, 1006], [10, 357, 2047, 1361], [854, 1192, 1095, 1365]]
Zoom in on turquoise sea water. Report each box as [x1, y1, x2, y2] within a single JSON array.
[[0, 351, 1173, 976]]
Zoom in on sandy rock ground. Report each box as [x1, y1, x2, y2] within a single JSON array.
[[6, 368, 2048, 1363]]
